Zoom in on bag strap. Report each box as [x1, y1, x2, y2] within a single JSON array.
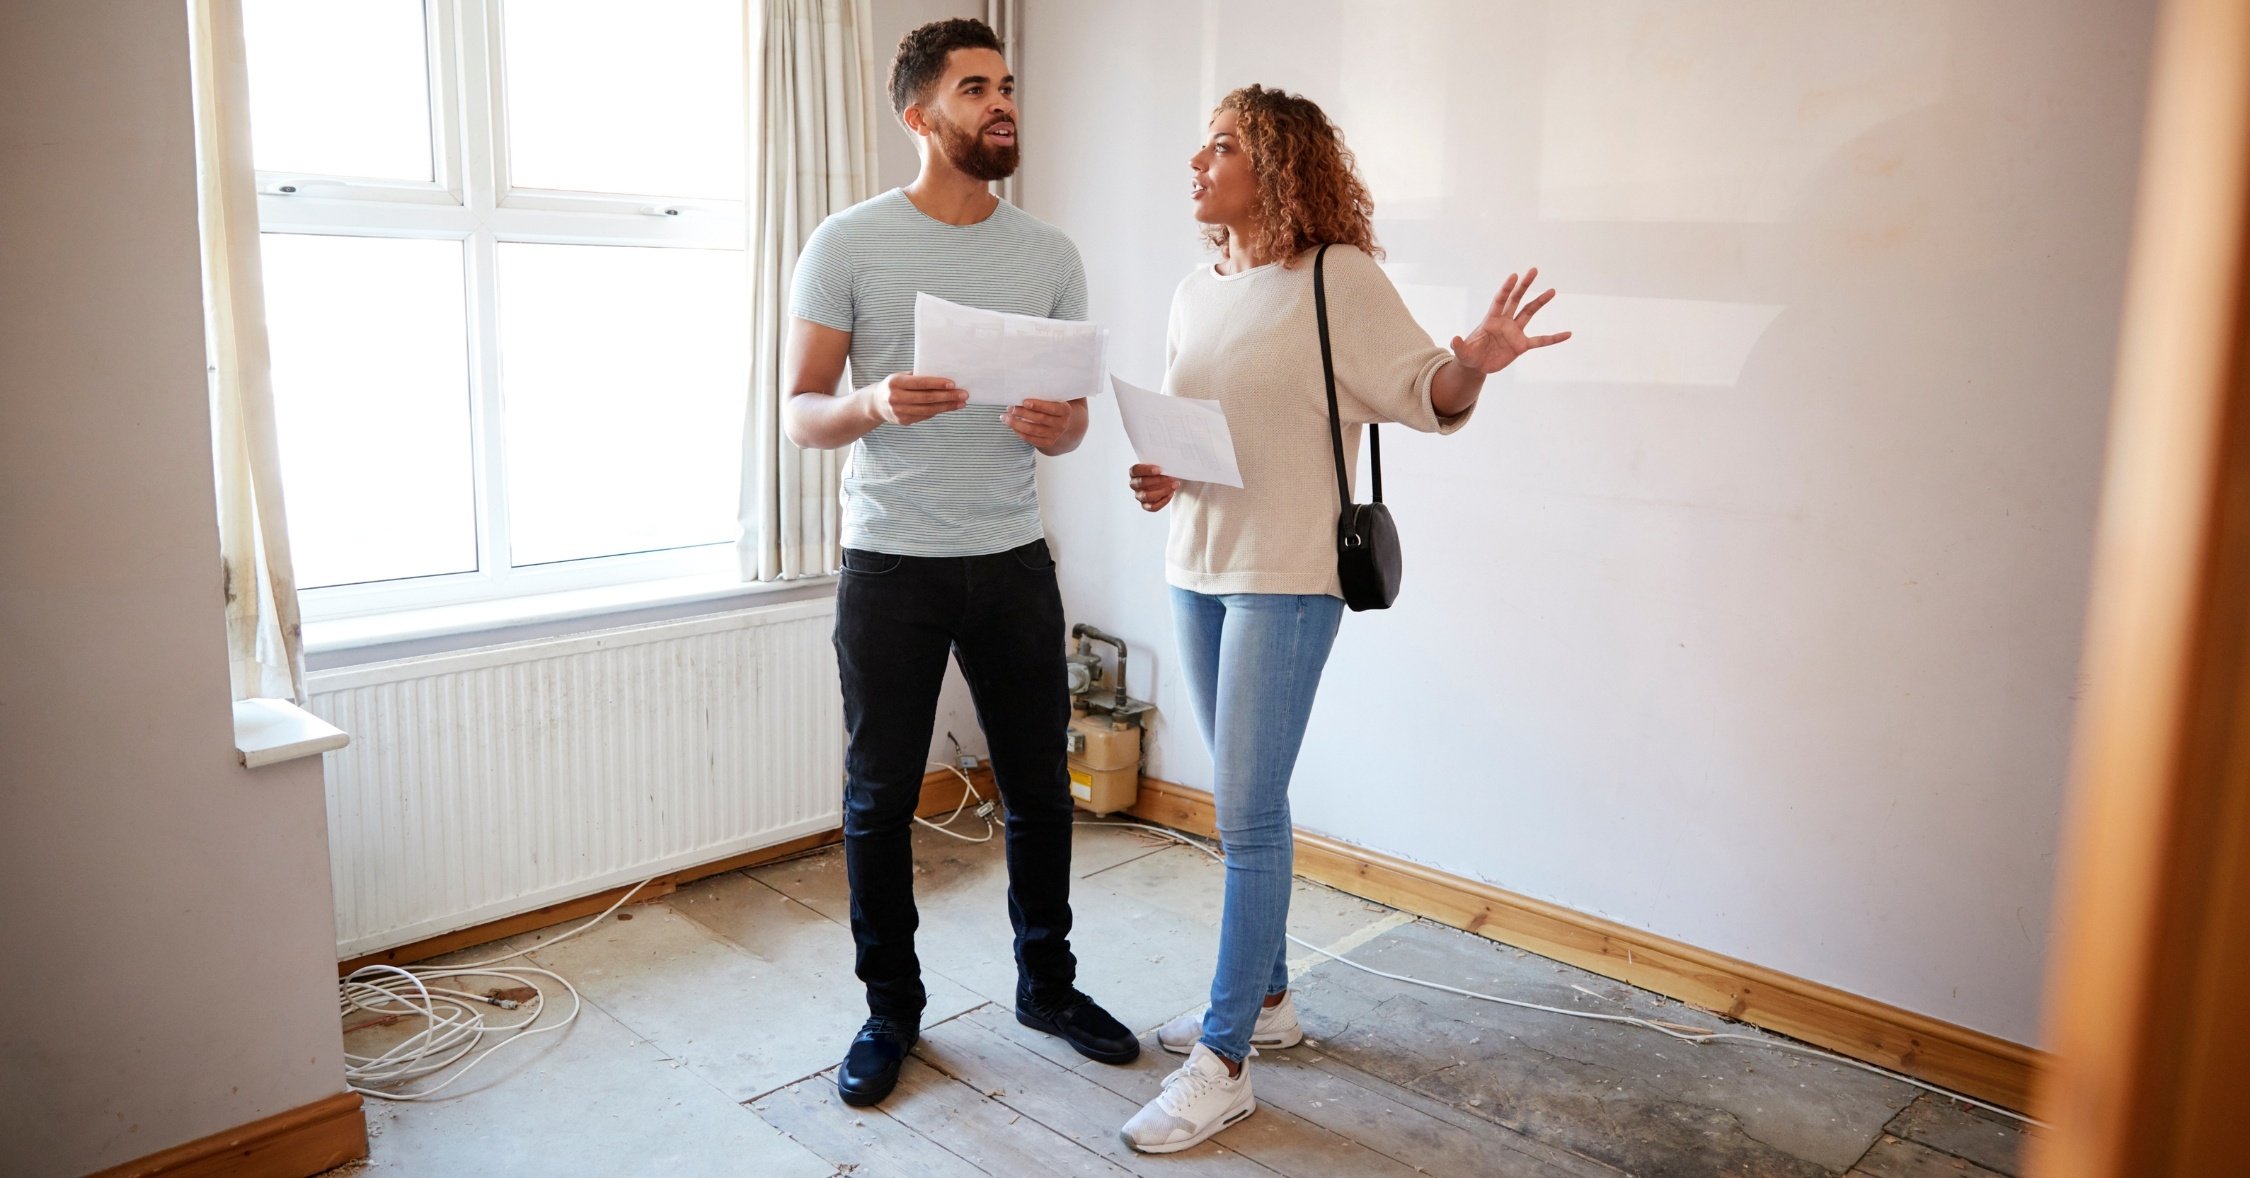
[[1369, 415, 1384, 503], [1314, 245, 1383, 513]]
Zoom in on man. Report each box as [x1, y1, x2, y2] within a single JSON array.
[[781, 18, 1137, 1108]]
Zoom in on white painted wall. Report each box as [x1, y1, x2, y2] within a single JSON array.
[[1020, 0, 2153, 1045], [0, 4, 351, 1174]]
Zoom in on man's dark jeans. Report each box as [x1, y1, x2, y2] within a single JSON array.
[[834, 537, 1078, 1022]]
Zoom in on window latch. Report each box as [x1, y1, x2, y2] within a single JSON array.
[[259, 178, 347, 196]]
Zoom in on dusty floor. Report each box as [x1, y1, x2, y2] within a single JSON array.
[[325, 818, 2031, 1177]]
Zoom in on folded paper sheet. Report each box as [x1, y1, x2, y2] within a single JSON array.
[[1110, 375, 1243, 488], [912, 292, 1110, 405]]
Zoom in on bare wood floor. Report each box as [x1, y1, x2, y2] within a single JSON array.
[[325, 819, 2029, 1177]]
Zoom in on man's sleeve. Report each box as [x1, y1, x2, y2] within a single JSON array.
[[1052, 240, 1090, 323], [789, 218, 855, 332]]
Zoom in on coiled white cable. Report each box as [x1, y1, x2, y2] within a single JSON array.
[[340, 878, 656, 1101], [348, 762, 990, 1099], [1092, 818, 2041, 1127]]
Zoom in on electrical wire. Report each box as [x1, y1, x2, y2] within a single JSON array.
[[1090, 818, 2042, 1128], [917, 759, 996, 843], [339, 877, 656, 1101]]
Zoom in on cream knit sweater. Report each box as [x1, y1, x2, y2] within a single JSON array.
[[1162, 244, 1473, 598]]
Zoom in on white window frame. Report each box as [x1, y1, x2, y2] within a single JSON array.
[[257, 0, 752, 623]]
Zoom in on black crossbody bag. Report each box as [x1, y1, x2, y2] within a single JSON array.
[[1314, 244, 1403, 611]]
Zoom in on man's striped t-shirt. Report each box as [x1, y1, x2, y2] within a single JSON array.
[[790, 188, 1089, 558]]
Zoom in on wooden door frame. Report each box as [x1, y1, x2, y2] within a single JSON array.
[[2028, 0, 2250, 1172]]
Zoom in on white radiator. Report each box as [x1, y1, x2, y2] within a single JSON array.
[[309, 598, 843, 958]]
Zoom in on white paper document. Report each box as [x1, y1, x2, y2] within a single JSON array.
[[912, 292, 1110, 405], [1109, 375, 1243, 488]]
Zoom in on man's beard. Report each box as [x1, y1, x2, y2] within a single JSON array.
[[933, 110, 1020, 182]]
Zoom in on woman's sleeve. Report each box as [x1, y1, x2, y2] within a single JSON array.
[[1164, 284, 1182, 372], [1326, 247, 1473, 434]]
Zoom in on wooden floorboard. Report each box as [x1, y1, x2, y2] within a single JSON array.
[[1275, 1048, 1626, 1178], [1251, 1051, 1625, 1178], [1881, 1094, 2028, 1176], [751, 1072, 992, 1178], [1023, 1004, 1601, 1178], [881, 1058, 1139, 1177], [1849, 1133, 2010, 1178], [917, 1008, 1281, 1177]]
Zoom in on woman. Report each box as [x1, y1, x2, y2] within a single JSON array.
[[1118, 85, 1571, 1155]]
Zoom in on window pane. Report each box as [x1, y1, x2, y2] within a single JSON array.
[[262, 234, 478, 588], [500, 0, 745, 199], [243, 0, 434, 181], [496, 243, 747, 566]]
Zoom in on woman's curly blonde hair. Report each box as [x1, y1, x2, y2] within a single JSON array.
[[1204, 84, 1381, 266]]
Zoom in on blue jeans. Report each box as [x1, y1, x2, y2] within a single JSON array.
[[1170, 587, 1345, 1063]]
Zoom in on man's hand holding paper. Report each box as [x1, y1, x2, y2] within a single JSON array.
[[865, 373, 970, 426], [1002, 398, 1075, 449]]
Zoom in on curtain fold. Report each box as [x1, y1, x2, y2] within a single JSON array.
[[737, 0, 879, 582], [189, 0, 307, 703]]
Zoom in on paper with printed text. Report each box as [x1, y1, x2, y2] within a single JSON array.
[[1110, 375, 1243, 488], [912, 292, 1109, 406]]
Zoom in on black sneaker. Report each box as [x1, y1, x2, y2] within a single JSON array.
[[837, 1016, 918, 1107], [1016, 988, 1140, 1065]]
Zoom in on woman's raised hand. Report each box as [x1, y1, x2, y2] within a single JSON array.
[[1450, 267, 1573, 375], [1129, 463, 1181, 512]]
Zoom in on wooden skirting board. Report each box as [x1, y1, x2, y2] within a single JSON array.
[[339, 767, 990, 975], [90, 1092, 367, 1178], [1125, 776, 2044, 1112]]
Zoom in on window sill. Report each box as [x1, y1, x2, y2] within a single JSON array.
[[234, 698, 350, 768], [302, 572, 839, 659]]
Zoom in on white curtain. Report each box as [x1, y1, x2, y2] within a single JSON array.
[[189, 0, 307, 703], [737, 0, 880, 582]]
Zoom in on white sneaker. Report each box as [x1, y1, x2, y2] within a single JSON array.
[[1157, 990, 1304, 1055], [1119, 1043, 1256, 1154]]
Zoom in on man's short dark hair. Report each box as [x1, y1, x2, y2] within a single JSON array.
[[888, 17, 1004, 116]]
